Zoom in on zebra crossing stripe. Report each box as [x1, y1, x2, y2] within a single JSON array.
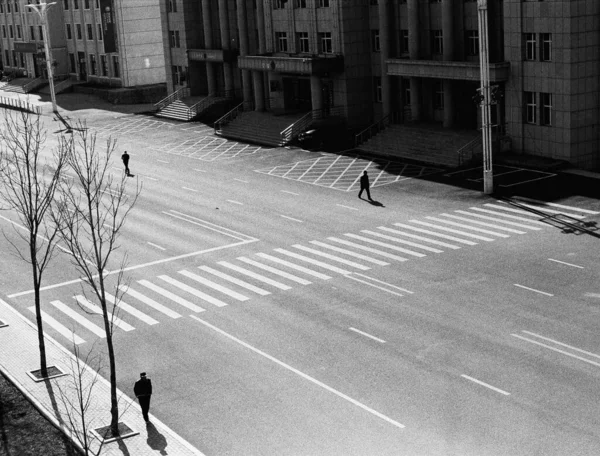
[[104, 293, 159, 325], [439, 213, 526, 234], [29, 307, 85, 345], [291, 245, 371, 270], [139, 279, 206, 312], [393, 223, 477, 245], [361, 230, 443, 254], [481, 205, 549, 224], [497, 201, 586, 219], [410, 220, 495, 241], [511, 196, 600, 215], [377, 226, 460, 249], [158, 276, 228, 308], [199, 265, 271, 295], [274, 248, 352, 274], [118, 285, 181, 319], [253, 254, 330, 281], [466, 208, 544, 229], [327, 237, 408, 262], [425, 216, 510, 238], [50, 300, 106, 338], [309, 241, 390, 266], [74, 295, 135, 332], [179, 270, 250, 301], [344, 233, 426, 258], [484, 203, 540, 217], [219, 261, 293, 290]]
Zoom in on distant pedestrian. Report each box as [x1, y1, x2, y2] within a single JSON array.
[[358, 170, 372, 200], [121, 151, 131, 177], [134, 372, 153, 422]]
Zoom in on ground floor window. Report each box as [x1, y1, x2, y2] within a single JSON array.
[[69, 53, 76, 73]]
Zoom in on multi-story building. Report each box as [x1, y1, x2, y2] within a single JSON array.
[[0, 0, 166, 90], [160, 0, 600, 170]]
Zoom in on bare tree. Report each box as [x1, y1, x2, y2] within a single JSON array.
[[0, 109, 69, 378], [53, 125, 140, 437]]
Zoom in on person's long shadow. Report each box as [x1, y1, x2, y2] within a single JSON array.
[[146, 422, 168, 455], [367, 199, 385, 207]]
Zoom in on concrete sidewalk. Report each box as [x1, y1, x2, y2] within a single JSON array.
[[0, 297, 205, 456]]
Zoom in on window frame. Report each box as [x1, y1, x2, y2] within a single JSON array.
[[525, 91, 537, 124], [524, 32, 537, 61]]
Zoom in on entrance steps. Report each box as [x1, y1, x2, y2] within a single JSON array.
[[358, 123, 480, 168], [217, 111, 308, 147], [0, 78, 36, 94], [155, 95, 205, 121]]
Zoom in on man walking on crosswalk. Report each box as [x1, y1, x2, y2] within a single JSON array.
[[358, 170, 372, 201]]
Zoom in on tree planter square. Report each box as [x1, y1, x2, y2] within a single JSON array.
[[27, 365, 67, 382], [92, 422, 138, 444]]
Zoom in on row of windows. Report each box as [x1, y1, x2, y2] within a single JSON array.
[[274, 0, 330, 9], [68, 51, 119, 78], [525, 91, 552, 126], [0, 0, 99, 14], [63, 0, 100, 11], [65, 22, 102, 41], [524, 33, 552, 62], [274, 31, 332, 53]]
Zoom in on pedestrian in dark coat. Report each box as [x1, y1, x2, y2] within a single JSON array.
[[121, 151, 131, 177], [134, 372, 153, 422], [358, 170, 372, 200]]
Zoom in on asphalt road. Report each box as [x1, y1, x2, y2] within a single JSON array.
[[1, 103, 600, 455]]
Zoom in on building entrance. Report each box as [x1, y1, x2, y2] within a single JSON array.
[[283, 77, 311, 112]]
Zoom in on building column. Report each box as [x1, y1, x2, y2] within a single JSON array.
[[407, 0, 421, 121], [441, 0, 455, 126], [310, 75, 323, 119], [253, 72, 265, 111], [236, 0, 253, 105], [443, 81, 454, 127], [218, 0, 234, 96], [379, 0, 392, 118], [202, 0, 216, 96], [254, 0, 266, 110]]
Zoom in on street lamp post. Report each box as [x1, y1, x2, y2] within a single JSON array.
[[26, 2, 58, 114], [477, 0, 493, 194]]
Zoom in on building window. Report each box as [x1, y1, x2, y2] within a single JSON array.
[[74, 0, 79, 9], [169, 30, 180, 48], [370, 0, 378, 5], [434, 81, 444, 109], [90, 54, 96, 75], [95, 0, 100, 8], [274, 0, 288, 8], [76, 24, 82, 40], [541, 33, 552, 61], [297, 32, 309, 53], [403, 79, 411, 106], [431, 30, 443, 55], [30, 25, 35, 40], [84, 0, 90, 9], [525, 91, 537, 124], [6, 2, 10, 13], [1, 26, 5, 39], [39, 26, 43, 41], [0, 3, 3, 13], [371, 30, 380, 52], [69, 53, 76, 73], [319, 32, 332, 54], [112, 55, 120, 77], [97, 23, 103, 41], [524, 33, 536, 60], [399, 29, 409, 55], [100, 54, 107, 76], [294, 0, 306, 7], [87, 23, 93, 40], [64, 0, 69, 10], [318, 0, 329, 6], [275, 32, 288, 52], [13, 1, 18, 13], [66, 24, 72, 40], [168, 0, 177, 12], [466, 30, 479, 56], [373, 76, 382, 103], [16, 25, 21, 39], [9, 25, 13, 39], [540, 93, 552, 126], [171, 65, 184, 86]]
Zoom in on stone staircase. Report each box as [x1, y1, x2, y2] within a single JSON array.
[[217, 111, 309, 147], [156, 95, 216, 122], [0, 78, 36, 94], [358, 123, 480, 168]]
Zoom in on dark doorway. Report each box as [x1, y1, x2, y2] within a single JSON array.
[[78, 52, 87, 81], [455, 81, 479, 129], [283, 77, 311, 112]]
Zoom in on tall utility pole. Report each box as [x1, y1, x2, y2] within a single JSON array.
[[27, 2, 58, 115], [477, 0, 493, 194]]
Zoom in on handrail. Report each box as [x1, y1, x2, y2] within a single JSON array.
[[457, 136, 483, 166], [154, 87, 190, 111], [213, 100, 254, 132], [280, 111, 313, 144], [354, 114, 390, 148], [23, 77, 45, 93], [53, 78, 73, 95]]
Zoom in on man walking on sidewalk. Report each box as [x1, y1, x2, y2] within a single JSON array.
[[134, 372, 153, 422], [358, 170, 372, 200], [121, 151, 131, 177]]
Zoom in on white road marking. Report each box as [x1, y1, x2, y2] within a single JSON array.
[[29, 308, 85, 345], [512, 332, 600, 368], [425, 216, 510, 238], [361, 230, 443, 253], [139, 280, 205, 313], [513, 284, 554, 297], [50, 300, 106, 338], [190, 315, 405, 429], [147, 242, 166, 251], [547, 258, 584, 269], [141, 175, 158, 181], [393, 223, 477, 245], [280, 215, 303, 223], [352, 273, 414, 294], [274, 248, 351, 274], [199, 265, 271, 296], [104, 293, 159, 325], [292, 244, 370, 270], [280, 190, 300, 196], [74, 295, 135, 331], [329, 237, 408, 262], [219, 261, 292, 290], [378, 226, 460, 249], [179, 270, 249, 301], [182, 187, 198, 192], [159, 275, 228, 307], [194, 168, 206, 172], [234, 178, 249, 183], [349, 327, 386, 343], [118, 285, 181, 318], [481, 205, 548, 224], [227, 200, 243, 205], [241, 256, 317, 283], [165, 210, 257, 242], [337, 204, 359, 211], [410, 220, 495, 241], [439, 213, 526, 234], [454, 210, 542, 230], [461, 375, 510, 396], [157, 159, 169, 163], [512, 196, 600, 215], [346, 233, 426, 257], [497, 201, 585, 219], [309, 241, 390, 266]]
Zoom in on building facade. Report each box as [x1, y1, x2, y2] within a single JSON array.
[[0, 0, 166, 89]]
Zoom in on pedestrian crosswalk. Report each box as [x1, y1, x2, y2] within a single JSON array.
[[35, 199, 599, 345]]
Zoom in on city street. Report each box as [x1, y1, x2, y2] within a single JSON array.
[[2, 103, 600, 455]]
